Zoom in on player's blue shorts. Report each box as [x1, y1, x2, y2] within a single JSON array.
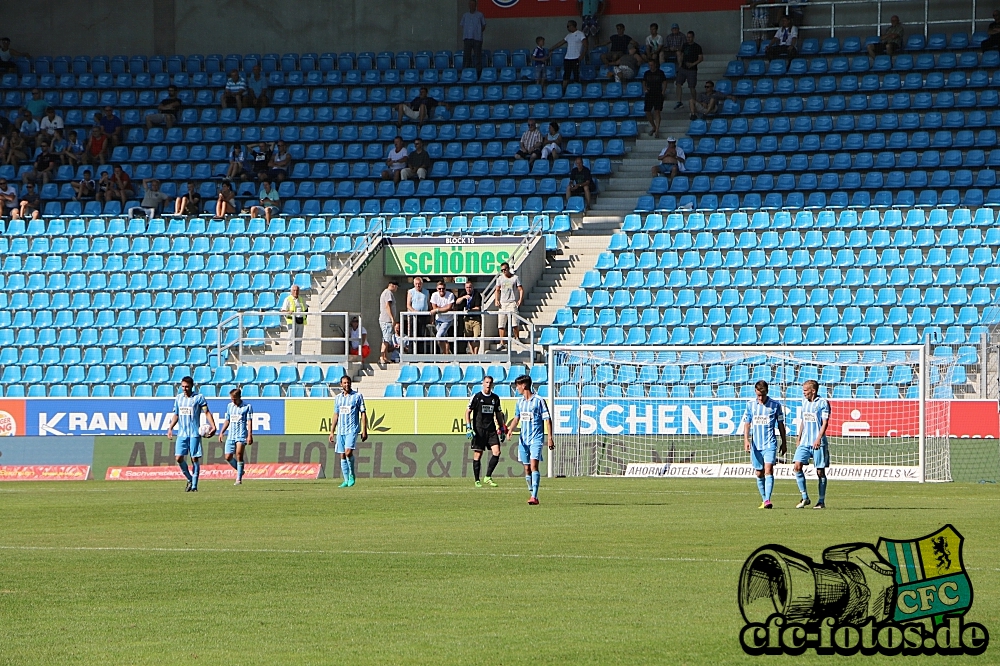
[[335, 432, 358, 454], [175, 435, 203, 459], [518, 439, 544, 464], [793, 443, 829, 468], [225, 439, 247, 455], [750, 445, 776, 470]]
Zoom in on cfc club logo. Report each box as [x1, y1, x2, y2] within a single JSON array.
[[0, 411, 17, 436], [738, 525, 988, 656], [492, 0, 519, 7]]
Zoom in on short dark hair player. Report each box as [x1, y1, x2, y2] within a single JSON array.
[[465, 375, 507, 488]]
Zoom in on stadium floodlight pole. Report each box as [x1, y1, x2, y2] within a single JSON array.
[[547, 346, 555, 478]]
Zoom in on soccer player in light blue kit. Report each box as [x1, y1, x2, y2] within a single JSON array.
[[166, 375, 216, 492], [218, 388, 254, 486], [509, 374, 554, 505], [742, 380, 787, 509], [792, 379, 830, 509], [328, 375, 368, 487]]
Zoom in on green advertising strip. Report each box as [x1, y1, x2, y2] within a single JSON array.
[[92, 435, 532, 480], [384, 236, 524, 276]]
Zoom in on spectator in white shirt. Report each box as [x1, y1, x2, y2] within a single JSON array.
[[381, 136, 408, 184], [551, 20, 588, 93], [222, 69, 248, 111], [766, 16, 798, 60], [429, 281, 457, 355], [39, 108, 63, 138]]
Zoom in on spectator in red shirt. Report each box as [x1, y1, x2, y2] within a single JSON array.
[[84, 126, 109, 165], [106, 164, 134, 205]]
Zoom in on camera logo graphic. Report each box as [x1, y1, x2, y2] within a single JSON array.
[[738, 525, 989, 656]]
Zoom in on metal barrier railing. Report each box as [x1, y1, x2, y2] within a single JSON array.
[[217, 311, 364, 365], [397, 310, 535, 363], [741, 0, 984, 41]]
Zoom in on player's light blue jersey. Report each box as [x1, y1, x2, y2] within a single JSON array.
[[335, 391, 366, 435], [225, 402, 253, 442], [173, 393, 208, 438], [799, 397, 830, 447], [515, 394, 550, 444], [742, 397, 784, 450]]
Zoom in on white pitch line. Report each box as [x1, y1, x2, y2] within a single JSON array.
[[1, 545, 997, 572], [0, 544, 741, 564]]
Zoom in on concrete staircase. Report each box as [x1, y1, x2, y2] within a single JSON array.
[[591, 54, 729, 215], [521, 216, 620, 328]]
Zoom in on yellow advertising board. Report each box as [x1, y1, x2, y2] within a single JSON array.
[[285, 398, 519, 435]]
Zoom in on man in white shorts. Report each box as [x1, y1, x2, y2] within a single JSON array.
[[378, 280, 398, 366], [429, 280, 456, 355], [495, 262, 523, 352]]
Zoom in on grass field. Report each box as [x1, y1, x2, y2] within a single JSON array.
[[0, 477, 997, 665]]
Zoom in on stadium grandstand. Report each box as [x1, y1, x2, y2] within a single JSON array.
[[0, 0, 997, 409]]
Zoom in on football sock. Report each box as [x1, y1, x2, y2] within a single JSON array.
[[525, 474, 532, 491], [192, 462, 200, 489], [756, 476, 766, 500], [237, 461, 244, 480], [348, 455, 356, 478], [794, 470, 808, 498], [473, 459, 482, 482], [178, 460, 192, 481], [227, 457, 238, 470], [764, 474, 774, 501], [818, 475, 827, 503], [531, 471, 540, 497], [340, 458, 351, 480], [486, 454, 499, 478]]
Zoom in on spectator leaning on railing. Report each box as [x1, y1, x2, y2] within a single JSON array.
[[407, 277, 430, 354], [281, 285, 307, 356], [456, 280, 483, 354], [430, 281, 457, 355]]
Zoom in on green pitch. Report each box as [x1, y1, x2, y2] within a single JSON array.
[[0, 479, 997, 665]]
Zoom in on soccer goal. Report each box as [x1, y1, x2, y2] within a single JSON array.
[[545, 345, 952, 483]]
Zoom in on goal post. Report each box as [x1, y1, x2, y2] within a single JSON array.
[[546, 345, 952, 483]]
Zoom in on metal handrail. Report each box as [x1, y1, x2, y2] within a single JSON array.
[[397, 310, 536, 364], [216, 310, 363, 365], [741, 0, 983, 40]]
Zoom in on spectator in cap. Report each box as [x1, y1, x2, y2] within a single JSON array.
[[651, 137, 686, 178], [664, 23, 685, 63]]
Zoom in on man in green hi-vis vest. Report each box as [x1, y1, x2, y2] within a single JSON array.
[[281, 284, 307, 355]]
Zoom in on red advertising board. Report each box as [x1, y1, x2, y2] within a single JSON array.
[[105, 463, 322, 481], [0, 465, 91, 481], [480, 0, 743, 19], [947, 400, 1000, 438], [0, 399, 26, 437], [825, 400, 999, 439]]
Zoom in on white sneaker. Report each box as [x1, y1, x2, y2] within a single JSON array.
[[795, 498, 811, 509], [234, 479, 242, 486]]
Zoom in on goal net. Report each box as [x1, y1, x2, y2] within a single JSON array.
[[545, 345, 952, 482]]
